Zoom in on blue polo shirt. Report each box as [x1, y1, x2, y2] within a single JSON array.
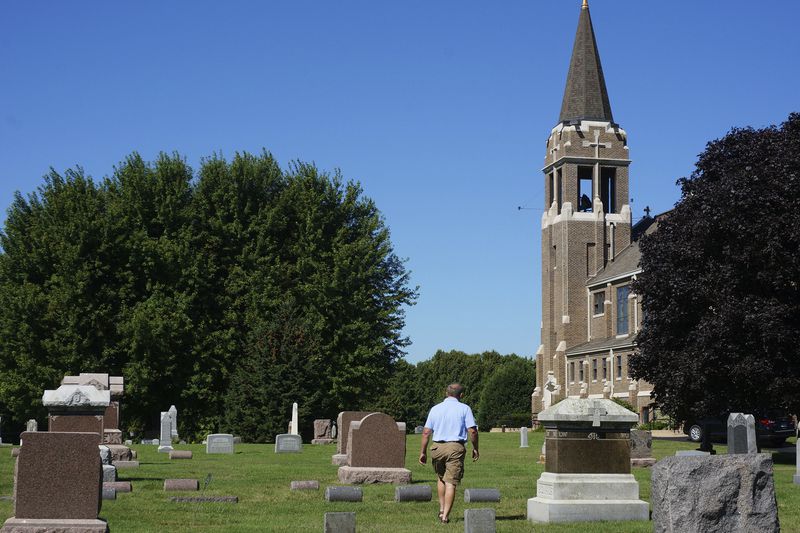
[[424, 397, 477, 442]]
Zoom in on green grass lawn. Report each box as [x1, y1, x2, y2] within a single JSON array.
[[0, 432, 798, 532]]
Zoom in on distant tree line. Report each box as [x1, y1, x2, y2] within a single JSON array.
[[0, 151, 417, 441], [367, 349, 535, 432]]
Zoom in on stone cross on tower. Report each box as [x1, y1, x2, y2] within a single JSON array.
[[587, 401, 607, 427], [582, 130, 611, 159]]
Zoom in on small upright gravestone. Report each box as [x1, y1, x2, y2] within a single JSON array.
[[312, 419, 335, 445], [324, 512, 355, 533], [275, 404, 302, 453], [158, 412, 174, 453], [206, 434, 234, 454], [727, 413, 757, 454], [630, 429, 656, 467], [520, 427, 529, 448], [25, 420, 37, 433], [527, 398, 648, 523], [1, 432, 108, 532]]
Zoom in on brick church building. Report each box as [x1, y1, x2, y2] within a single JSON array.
[[531, 1, 656, 423]]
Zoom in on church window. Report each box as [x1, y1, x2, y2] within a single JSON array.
[[602, 358, 607, 380], [616, 355, 622, 379], [569, 362, 575, 382], [617, 285, 630, 335], [592, 358, 598, 381], [601, 167, 616, 213], [577, 166, 593, 212], [579, 362, 584, 382], [593, 291, 605, 315], [548, 172, 555, 206], [556, 168, 563, 213]]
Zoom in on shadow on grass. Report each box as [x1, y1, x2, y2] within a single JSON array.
[[770, 452, 796, 465], [497, 514, 525, 521]]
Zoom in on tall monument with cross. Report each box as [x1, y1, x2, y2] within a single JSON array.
[[532, 0, 633, 419]]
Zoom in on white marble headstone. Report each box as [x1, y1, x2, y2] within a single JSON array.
[[158, 411, 173, 453], [520, 427, 529, 448], [291, 402, 299, 436], [206, 433, 234, 454]]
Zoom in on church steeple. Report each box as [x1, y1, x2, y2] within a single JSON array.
[[559, 1, 614, 124]]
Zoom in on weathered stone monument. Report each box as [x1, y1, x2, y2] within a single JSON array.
[[25, 420, 37, 433], [275, 404, 303, 453], [158, 411, 174, 453], [206, 433, 234, 454], [168, 405, 178, 440], [338, 412, 411, 484], [43, 385, 110, 444], [312, 419, 335, 445], [527, 398, 649, 523], [630, 429, 656, 467], [727, 413, 757, 454], [332, 411, 374, 466], [652, 454, 779, 532], [520, 427, 529, 448], [61, 373, 124, 445], [1, 432, 108, 532]]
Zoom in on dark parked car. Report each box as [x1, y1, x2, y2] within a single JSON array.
[[684, 409, 795, 447]]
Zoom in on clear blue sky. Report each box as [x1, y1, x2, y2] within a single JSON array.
[[1, 1, 798, 363]]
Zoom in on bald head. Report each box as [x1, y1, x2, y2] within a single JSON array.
[[446, 383, 464, 398]]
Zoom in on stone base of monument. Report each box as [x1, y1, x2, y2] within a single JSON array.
[[331, 454, 348, 466], [311, 438, 335, 445], [794, 475, 800, 485], [527, 473, 649, 523], [630, 458, 657, 468], [103, 429, 122, 445], [337, 466, 411, 484], [106, 444, 133, 462], [0, 518, 109, 532]]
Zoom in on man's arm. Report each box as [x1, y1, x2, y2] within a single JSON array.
[[418, 427, 433, 465], [468, 426, 479, 462]]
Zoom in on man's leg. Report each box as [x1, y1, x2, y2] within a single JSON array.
[[437, 477, 446, 516], [441, 482, 456, 521]]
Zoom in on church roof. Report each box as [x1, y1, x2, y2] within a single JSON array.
[[565, 335, 636, 357], [559, 2, 614, 124], [586, 241, 641, 288]]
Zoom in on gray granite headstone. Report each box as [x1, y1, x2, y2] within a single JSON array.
[[324, 512, 356, 533], [727, 413, 757, 454], [275, 434, 302, 453], [465, 508, 496, 533], [464, 488, 500, 502], [206, 433, 234, 454], [158, 412, 173, 453]]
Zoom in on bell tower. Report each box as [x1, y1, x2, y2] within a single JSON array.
[[532, 0, 632, 417]]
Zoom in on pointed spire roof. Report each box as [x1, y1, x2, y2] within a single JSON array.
[[559, 1, 614, 124]]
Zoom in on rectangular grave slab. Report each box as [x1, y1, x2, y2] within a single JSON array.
[[275, 434, 302, 453], [103, 482, 131, 493], [464, 488, 500, 502], [465, 508, 496, 533], [113, 461, 139, 469], [325, 486, 362, 502], [324, 512, 356, 533], [395, 484, 431, 502], [164, 479, 199, 491], [11, 432, 102, 520], [206, 433, 234, 454], [337, 466, 411, 485], [169, 450, 193, 460], [169, 496, 238, 503], [290, 481, 320, 491]]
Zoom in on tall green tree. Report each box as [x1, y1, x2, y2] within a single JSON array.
[[476, 356, 535, 429], [0, 151, 417, 440], [631, 113, 800, 424]]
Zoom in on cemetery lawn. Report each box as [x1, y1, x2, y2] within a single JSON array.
[[1, 433, 799, 532]]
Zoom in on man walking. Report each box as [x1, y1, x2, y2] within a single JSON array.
[[418, 383, 479, 524]]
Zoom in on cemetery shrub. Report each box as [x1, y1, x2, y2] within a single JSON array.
[[631, 113, 800, 425], [0, 152, 417, 439]]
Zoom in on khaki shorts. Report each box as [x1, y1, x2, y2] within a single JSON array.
[[430, 441, 466, 486]]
